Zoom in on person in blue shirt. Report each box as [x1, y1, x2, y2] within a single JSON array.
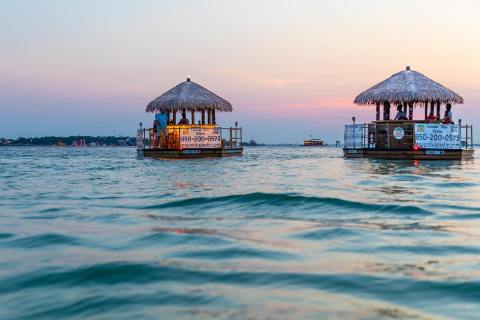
[[154, 112, 168, 147], [156, 112, 167, 129]]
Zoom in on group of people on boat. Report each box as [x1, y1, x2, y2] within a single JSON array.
[[153, 110, 190, 128], [152, 110, 195, 147], [394, 103, 453, 124]]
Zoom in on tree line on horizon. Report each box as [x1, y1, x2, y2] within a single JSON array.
[[0, 136, 136, 146]]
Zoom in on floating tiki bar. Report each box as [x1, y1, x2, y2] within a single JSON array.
[[343, 67, 474, 160], [137, 78, 243, 158]]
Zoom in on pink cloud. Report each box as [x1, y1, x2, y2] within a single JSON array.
[[236, 95, 357, 116], [214, 68, 302, 88]]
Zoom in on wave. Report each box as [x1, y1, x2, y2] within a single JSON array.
[[0, 232, 15, 240], [12, 290, 217, 319], [295, 227, 361, 240], [435, 182, 477, 188], [353, 244, 480, 255], [430, 203, 480, 213], [3, 262, 480, 304], [168, 246, 295, 261], [141, 192, 434, 216], [3, 233, 81, 249], [134, 228, 232, 247]]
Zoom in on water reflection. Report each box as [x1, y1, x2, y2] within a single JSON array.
[[350, 158, 465, 176]]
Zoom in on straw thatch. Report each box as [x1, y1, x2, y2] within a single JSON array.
[[354, 67, 463, 105], [146, 78, 233, 113]]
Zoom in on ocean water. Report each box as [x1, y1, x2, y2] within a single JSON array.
[[1, 146, 479, 319]]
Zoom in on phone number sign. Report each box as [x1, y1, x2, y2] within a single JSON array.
[[414, 124, 461, 149], [180, 127, 222, 149]]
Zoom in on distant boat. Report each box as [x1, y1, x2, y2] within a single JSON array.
[[248, 139, 257, 146], [72, 139, 87, 147], [303, 137, 324, 146]]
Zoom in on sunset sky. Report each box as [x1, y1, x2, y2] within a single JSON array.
[[1, 0, 480, 143]]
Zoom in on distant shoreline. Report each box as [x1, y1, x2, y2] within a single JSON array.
[[0, 136, 136, 147], [0, 136, 330, 147]]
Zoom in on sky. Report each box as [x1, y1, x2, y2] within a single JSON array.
[[1, 0, 480, 143]]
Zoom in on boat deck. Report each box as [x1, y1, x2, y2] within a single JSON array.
[[140, 147, 243, 159], [343, 121, 474, 160], [344, 148, 474, 160], [137, 125, 243, 159]]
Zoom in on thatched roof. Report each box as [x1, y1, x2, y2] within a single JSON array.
[[146, 78, 233, 113], [354, 67, 463, 105]]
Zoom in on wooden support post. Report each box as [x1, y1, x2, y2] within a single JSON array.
[[424, 101, 428, 120], [465, 125, 469, 148], [363, 124, 366, 148], [436, 101, 441, 119], [408, 102, 414, 120], [212, 109, 216, 125], [167, 111, 171, 123], [229, 127, 233, 147], [201, 111, 205, 124], [376, 103, 380, 121], [173, 111, 177, 124], [207, 110, 212, 124], [191, 111, 195, 125], [470, 125, 473, 148], [403, 102, 408, 113], [386, 122, 390, 149], [383, 102, 391, 120]]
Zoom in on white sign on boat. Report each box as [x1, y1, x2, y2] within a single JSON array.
[[414, 124, 461, 150], [179, 126, 222, 149]]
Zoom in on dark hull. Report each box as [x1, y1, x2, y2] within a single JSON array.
[[343, 148, 474, 160], [140, 148, 243, 159]]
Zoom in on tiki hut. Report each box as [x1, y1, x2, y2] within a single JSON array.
[[354, 66, 463, 121], [146, 78, 232, 125]]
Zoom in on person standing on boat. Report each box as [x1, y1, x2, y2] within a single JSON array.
[[155, 112, 168, 147], [442, 104, 453, 124], [394, 105, 407, 120], [152, 117, 160, 148], [178, 110, 190, 125]]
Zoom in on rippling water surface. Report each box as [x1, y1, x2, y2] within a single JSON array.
[[1, 146, 480, 319]]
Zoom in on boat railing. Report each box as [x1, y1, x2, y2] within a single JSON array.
[[344, 121, 474, 150], [221, 127, 243, 148], [141, 125, 242, 150], [461, 123, 474, 149]]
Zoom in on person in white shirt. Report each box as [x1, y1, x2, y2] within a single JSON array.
[[443, 104, 453, 124]]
